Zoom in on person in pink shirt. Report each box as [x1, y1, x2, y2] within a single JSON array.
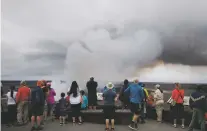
[[46, 82, 56, 121]]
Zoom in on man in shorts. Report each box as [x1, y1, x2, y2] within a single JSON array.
[[30, 82, 44, 131], [103, 82, 117, 131], [124, 79, 144, 130], [16, 81, 30, 125], [35, 80, 47, 126]]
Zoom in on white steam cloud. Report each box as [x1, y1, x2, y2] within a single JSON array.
[[1, 0, 207, 89]]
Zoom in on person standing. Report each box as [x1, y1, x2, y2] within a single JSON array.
[[154, 84, 164, 123], [188, 86, 206, 131], [68, 81, 83, 124], [16, 81, 30, 126], [86, 77, 98, 110], [171, 83, 185, 128], [139, 83, 148, 124], [80, 90, 88, 110], [38, 80, 48, 125], [124, 79, 144, 130], [30, 81, 44, 131], [119, 79, 130, 109], [1, 88, 8, 124], [103, 82, 117, 131], [59, 93, 67, 126], [46, 82, 56, 121], [6, 86, 17, 126]]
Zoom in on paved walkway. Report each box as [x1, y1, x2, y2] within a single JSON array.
[[2, 120, 197, 131]]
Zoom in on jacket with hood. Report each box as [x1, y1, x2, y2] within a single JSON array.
[[154, 89, 164, 105]]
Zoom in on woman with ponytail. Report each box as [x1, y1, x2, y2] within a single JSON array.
[[6, 86, 17, 125]]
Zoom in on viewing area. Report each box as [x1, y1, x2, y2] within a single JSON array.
[[56, 102, 193, 125]]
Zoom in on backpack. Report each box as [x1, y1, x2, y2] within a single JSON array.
[[32, 88, 41, 105]]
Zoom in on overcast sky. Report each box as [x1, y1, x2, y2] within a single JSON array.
[[1, 0, 207, 85]]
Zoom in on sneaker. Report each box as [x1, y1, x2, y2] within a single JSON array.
[[15, 123, 24, 126], [173, 124, 177, 128], [40, 121, 44, 125], [78, 122, 82, 125], [128, 123, 136, 130], [36, 126, 43, 130], [140, 120, 145, 124], [181, 124, 185, 129], [6, 124, 11, 127], [60, 122, 63, 126], [23, 121, 29, 125], [31, 126, 36, 131], [188, 128, 193, 131], [111, 128, 115, 131]]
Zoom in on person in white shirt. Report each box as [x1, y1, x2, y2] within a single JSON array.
[[68, 81, 82, 125], [6, 86, 17, 125], [154, 84, 164, 123]]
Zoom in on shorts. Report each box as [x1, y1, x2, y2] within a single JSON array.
[[103, 105, 115, 119], [130, 102, 141, 115], [59, 109, 67, 116], [31, 105, 43, 116], [44, 103, 48, 112], [88, 96, 97, 106], [47, 104, 55, 113]]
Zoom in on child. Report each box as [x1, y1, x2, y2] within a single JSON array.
[[59, 93, 67, 126], [80, 90, 88, 110]]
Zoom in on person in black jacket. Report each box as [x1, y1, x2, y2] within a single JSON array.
[[30, 85, 44, 131], [86, 77, 98, 110], [119, 79, 130, 109], [188, 86, 206, 131]]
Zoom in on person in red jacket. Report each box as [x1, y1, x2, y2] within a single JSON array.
[[171, 83, 185, 128], [16, 81, 30, 125]]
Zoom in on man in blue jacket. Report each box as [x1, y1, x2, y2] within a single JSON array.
[[188, 86, 206, 131], [124, 79, 144, 130]]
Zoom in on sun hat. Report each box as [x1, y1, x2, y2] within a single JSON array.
[[134, 79, 139, 84], [106, 82, 114, 89], [20, 80, 26, 86], [155, 84, 160, 88]]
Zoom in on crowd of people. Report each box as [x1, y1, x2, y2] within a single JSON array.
[[1, 80, 57, 130], [1, 77, 207, 131]]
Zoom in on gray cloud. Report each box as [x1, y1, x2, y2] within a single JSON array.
[[160, 27, 207, 65]]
